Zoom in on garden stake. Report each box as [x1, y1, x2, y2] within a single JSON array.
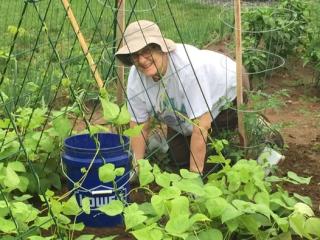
[[234, 0, 247, 147], [116, 0, 125, 104], [61, 0, 104, 89]]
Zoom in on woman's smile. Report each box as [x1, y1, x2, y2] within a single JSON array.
[[132, 45, 168, 80], [139, 62, 153, 70], [137, 61, 158, 77]]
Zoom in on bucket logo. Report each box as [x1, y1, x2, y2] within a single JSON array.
[[75, 187, 127, 210]]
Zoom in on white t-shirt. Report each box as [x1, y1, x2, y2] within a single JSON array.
[[127, 44, 237, 136]]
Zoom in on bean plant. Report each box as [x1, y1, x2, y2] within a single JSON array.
[[0, 106, 89, 238], [100, 141, 320, 240]]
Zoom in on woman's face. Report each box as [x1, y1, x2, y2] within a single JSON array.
[[131, 45, 167, 81]]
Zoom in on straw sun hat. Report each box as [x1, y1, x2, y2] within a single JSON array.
[[115, 20, 176, 66]]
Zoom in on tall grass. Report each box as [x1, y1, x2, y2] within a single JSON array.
[[0, 0, 227, 55], [0, 0, 231, 111]]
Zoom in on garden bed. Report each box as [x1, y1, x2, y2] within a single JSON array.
[[265, 58, 320, 217], [74, 57, 320, 239]]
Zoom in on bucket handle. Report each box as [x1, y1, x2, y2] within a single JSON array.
[[91, 189, 113, 195]]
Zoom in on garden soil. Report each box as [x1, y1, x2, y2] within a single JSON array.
[[264, 58, 320, 217], [77, 47, 320, 239]]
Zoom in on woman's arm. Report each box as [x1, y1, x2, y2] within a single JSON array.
[[189, 112, 212, 173], [130, 120, 150, 167]]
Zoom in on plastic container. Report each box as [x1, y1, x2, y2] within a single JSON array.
[[257, 146, 285, 175], [62, 133, 131, 227]]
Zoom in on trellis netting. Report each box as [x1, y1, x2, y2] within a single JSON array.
[[0, 0, 290, 238]]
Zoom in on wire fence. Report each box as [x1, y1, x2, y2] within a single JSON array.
[[0, 0, 292, 238], [0, 1, 227, 238]]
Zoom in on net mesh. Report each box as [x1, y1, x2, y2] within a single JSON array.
[[0, 0, 288, 238]]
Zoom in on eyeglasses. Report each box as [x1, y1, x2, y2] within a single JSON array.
[[131, 45, 159, 62]]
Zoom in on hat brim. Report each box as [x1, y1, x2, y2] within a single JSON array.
[[115, 37, 176, 66]]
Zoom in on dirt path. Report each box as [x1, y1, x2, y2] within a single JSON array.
[[264, 59, 320, 215]]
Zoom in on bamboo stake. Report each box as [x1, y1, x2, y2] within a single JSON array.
[[61, 0, 104, 89], [116, 0, 125, 104], [234, 0, 247, 146]]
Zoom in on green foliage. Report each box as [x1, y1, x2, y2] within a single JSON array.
[[0, 0, 224, 115], [100, 97, 120, 122], [300, 1, 320, 86], [216, 90, 287, 160], [0, 1, 318, 239], [99, 200, 124, 217], [0, 103, 93, 239], [2, 89, 133, 238], [98, 90, 144, 138], [241, 90, 288, 157], [0, 189, 85, 239], [98, 163, 125, 183], [242, 0, 310, 76], [0, 107, 72, 193], [99, 94, 131, 126], [99, 142, 320, 240], [123, 124, 145, 137]]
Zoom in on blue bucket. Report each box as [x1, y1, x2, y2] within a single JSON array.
[[62, 133, 131, 227]]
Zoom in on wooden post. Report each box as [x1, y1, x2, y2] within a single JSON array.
[[234, 0, 247, 146], [116, 0, 125, 104], [61, 0, 104, 89]]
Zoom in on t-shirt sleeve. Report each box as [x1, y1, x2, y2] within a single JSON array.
[[126, 69, 149, 123]]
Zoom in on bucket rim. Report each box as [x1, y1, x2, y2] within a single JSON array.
[[64, 133, 129, 152]]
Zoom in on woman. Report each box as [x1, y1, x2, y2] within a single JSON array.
[[115, 20, 249, 174]]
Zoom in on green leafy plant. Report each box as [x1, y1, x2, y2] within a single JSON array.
[[0, 188, 91, 239], [300, 1, 320, 87], [0, 106, 72, 193], [87, 88, 144, 138], [100, 141, 320, 240], [0, 95, 134, 238], [0, 106, 75, 238], [216, 90, 288, 160], [246, 89, 288, 136], [242, 0, 310, 77]]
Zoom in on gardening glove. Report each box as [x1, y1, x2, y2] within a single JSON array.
[[147, 130, 169, 153]]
